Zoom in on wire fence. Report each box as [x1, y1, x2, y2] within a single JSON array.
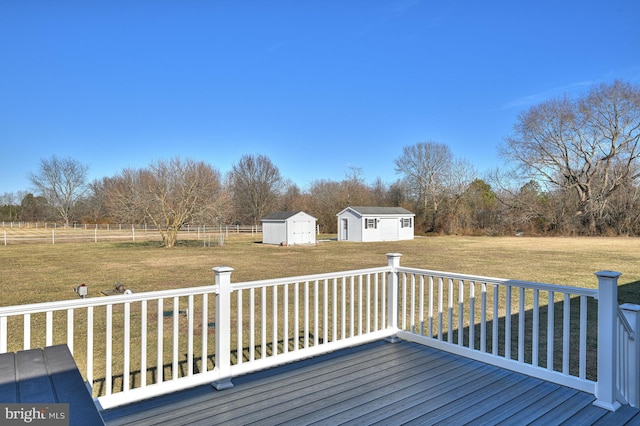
[[0, 222, 261, 246]]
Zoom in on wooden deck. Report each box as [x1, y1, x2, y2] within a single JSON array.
[[102, 340, 640, 426]]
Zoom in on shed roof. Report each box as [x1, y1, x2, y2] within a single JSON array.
[[338, 206, 414, 216], [262, 211, 316, 221]]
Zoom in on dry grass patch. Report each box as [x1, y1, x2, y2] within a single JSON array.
[[1, 235, 640, 306]]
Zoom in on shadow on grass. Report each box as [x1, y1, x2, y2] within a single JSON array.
[[446, 279, 640, 382]]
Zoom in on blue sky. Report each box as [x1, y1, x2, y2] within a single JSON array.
[[1, 1, 639, 195]]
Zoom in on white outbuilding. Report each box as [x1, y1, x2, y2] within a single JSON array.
[[261, 211, 317, 245], [336, 206, 415, 242]]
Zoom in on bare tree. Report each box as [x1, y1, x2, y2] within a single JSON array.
[[307, 179, 344, 233], [500, 80, 640, 234], [28, 155, 89, 226], [394, 142, 454, 232], [106, 158, 230, 248], [228, 154, 284, 225], [0, 191, 26, 222]]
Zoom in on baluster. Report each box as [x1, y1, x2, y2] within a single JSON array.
[[532, 289, 539, 367], [172, 297, 179, 379], [314, 280, 319, 344], [492, 285, 499, 356], [438, 277, 444, 341], [124, 302, 130, 391], [332, 278, 338, 341], [480, 282, 487, 352], [46, 311, 53, 347], [358, 275, 363, 336], [304, 281, 310, 348], [458, 280, 464, 346], [141, 300, 147, 386], [273, 285, 278, 354], [469, 281, 475, 350], [419, 275, 425, 336], [235, 291, 242, 363], [261, 286, 267, 358], [67, 309, 74, 354], [250, 288, 255, 360], [87, 306, 94, 389], [283, 284, 289, 354], [323, 279, 329, 343], [23, 313, 30, 350], [187, 295, 194, 376], [518, 287, 525, 362], [292, 284, 298, 351], [106, 304, 112, 395], [447, 278, 453, 344], [410, 274, 416, 334], [579, 295, 587, 380], [547, 290, 555, 371], [505, 286, 512, 359], [563, 293, 570, 374]]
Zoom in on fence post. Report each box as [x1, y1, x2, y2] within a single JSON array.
[[594, 270, 622, 411], [386, 253, 402, 342], [212, 266, 234, 390], [621, 303, 640, 408]]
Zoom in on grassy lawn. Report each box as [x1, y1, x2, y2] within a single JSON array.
[[1, 234, 639, 306]]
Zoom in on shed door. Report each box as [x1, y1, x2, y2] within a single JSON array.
[[341, 218, 348, 240], [293, 221, 311, 244]]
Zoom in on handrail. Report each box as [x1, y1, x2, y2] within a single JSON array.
[[396, 266, 598, 297], [231, 266, 391, 290], [618, 307, 636, 341], [0, 284, 219, 316]]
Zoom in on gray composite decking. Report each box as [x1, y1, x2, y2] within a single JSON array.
[[102, 340, 640, 426]]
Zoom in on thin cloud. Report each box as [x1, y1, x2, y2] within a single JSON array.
[[501, 80, 594, 111]]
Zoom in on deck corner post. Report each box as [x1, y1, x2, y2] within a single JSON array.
[[212, 266, 235, 390], [385, 253, 402, 342], [594, 270, 622, 411]]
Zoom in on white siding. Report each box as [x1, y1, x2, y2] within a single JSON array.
[[378, 218, 399, 241], [263, 222, 287, 245], [337, 207, 415, 242], [337, 210, 362, 242]]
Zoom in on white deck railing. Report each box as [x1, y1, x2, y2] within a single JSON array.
[[0, 253, 636, 411]]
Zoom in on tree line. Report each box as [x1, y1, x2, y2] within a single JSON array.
[[2, 80, 639, 245]]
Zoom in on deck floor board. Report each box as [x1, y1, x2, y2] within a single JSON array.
[[102, 340, 640, 426]]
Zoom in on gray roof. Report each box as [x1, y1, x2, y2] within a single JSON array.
[[343, 206, 414, 216], [262, 211, 315, 221]]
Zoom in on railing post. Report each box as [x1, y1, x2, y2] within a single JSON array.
[[212, 266, 234, 390], [594, 270, 622, 411], [621, 303, 640, 408], [386, 253, 402, 342]]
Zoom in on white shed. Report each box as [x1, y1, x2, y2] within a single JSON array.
[[336, 206, 415, 242], [261, 211, 317, 245]]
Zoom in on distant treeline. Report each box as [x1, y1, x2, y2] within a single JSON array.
[[2, 80, 639, 239]]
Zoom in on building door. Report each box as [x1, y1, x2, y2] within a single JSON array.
[[341, 218, 348, 240]]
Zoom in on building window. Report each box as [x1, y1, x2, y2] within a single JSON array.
[[365, 218, 377, 229], [401, 218, 412, 228]]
